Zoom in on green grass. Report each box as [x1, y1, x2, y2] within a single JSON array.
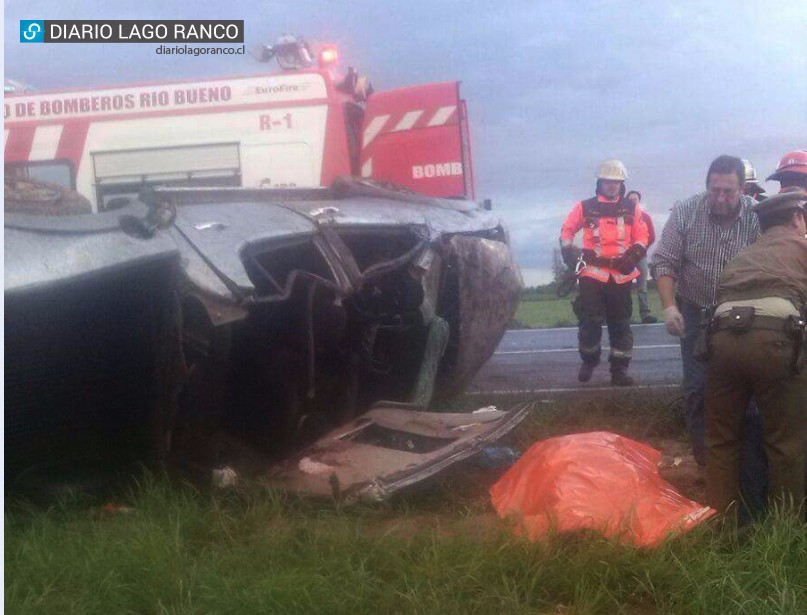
[[514, 287, 664, 329], [6, 392, 807, 614]]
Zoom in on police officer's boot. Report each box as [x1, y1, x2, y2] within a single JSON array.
[[578, 360, 598, 382]]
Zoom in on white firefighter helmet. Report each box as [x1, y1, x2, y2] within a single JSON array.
[[742, 158, 761, 184], [597, 159, 628, 182]]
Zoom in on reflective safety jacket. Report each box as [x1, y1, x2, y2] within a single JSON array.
[[560, 195, 649, 284]]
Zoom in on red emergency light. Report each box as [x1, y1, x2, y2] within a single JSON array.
[[318, 45, 338, 67]]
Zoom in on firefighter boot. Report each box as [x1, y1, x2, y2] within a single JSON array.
[[610, 356, 634, 386], [578, 360, 599, 382], [611, 369, 635, 386]]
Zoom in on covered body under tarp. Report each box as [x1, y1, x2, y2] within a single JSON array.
[[490, 432, 716, 547]]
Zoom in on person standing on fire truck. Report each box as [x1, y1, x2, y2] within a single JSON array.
[[560, 160, 649, 386]]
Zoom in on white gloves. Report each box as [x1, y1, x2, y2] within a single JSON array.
[[663, 306, 685, 338]]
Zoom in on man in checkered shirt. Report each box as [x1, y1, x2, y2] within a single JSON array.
[[651, 155, 760, 472]]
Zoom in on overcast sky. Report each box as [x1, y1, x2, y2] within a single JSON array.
[[5, 1, 806, 283]]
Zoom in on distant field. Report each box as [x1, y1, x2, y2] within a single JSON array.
[[514, 286, 663, 329]]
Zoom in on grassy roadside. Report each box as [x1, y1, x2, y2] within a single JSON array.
[[6, 392, 807, 614], [513, 287, 663, 329]]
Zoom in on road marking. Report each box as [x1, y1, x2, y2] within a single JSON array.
[[466, 383, 680, 396], [495, 343, 679, 356], [507, 323, 665, 333]]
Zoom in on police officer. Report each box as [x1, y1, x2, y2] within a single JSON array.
[[560, 160, 649, 386], [705, 189, 807, 519]]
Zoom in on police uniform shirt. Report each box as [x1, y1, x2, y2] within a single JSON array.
[[715, 225, 807, 310]]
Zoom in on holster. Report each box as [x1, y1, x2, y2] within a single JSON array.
[[786, 310, 807, 375], [693, 304, 716, 363], [706, 305, 806, 374]]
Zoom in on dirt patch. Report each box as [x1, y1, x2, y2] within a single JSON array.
[[649, 437, 705, 504]]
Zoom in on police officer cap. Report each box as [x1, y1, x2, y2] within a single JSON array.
[[752, 187, 807, 217]]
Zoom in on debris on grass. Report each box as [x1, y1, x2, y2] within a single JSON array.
[[475, 446, 522, 469], [211, 466, 239, 488]]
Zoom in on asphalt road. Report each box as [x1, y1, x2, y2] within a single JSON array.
[[469, 323, 683, 394]]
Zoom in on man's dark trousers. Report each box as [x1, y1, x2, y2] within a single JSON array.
[[706, 328, 807, 517], [679, 297, 768, 516]]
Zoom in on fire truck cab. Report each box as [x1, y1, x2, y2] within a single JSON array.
[[4, 38, 474, 211]]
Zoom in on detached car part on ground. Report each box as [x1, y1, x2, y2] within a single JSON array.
[[5, 178, 525, 501]]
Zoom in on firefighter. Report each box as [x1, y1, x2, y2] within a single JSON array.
[[704, 189, 807, 519], [560, 160, 649, 386], [741, 159, 768, 201], [766, 149, 807, 192]]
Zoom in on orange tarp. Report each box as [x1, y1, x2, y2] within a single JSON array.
[[490, 431, 716, 547]]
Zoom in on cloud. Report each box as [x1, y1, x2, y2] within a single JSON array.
[[5, 0, 805, 281]]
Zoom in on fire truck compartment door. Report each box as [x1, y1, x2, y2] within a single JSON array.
[[239, 142, 316, 189], [262, 402, 531, 502], [359, 81, 473, 199], [92, 143, 241, 185]]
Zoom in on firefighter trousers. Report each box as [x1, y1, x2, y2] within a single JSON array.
[[573, 276, 633, 370], [705, 328, 807, 518]]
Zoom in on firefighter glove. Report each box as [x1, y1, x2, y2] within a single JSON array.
[[561, 245, 582, 269], [615, 244, 646, 274], [663, 305, 685, 338]]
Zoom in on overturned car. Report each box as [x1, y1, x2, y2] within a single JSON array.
[[5, 179, 525, 501]]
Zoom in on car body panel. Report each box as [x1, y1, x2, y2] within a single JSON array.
[[4, 204, 178, 297], [263, 402, 532, 502], [4, 181, 523, 497]]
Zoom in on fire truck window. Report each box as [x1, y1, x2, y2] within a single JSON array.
[[5, 162, 74, 189], [93, 142, 243, 209], [97, 175, 241, 211]]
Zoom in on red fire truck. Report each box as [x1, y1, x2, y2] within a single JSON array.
[[4, 36, 474, 211]]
